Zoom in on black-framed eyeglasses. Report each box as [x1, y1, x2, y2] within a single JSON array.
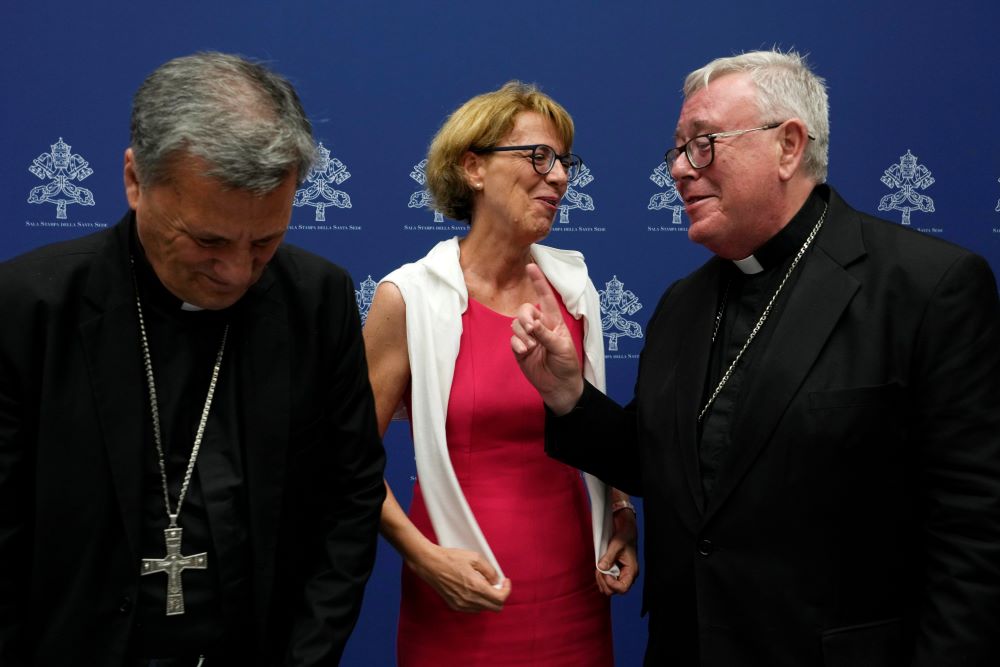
[[665, 122, 795, 171], [472, 144, 583, 181]]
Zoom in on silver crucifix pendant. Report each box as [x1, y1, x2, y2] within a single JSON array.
[[140, 526, 207, 615]]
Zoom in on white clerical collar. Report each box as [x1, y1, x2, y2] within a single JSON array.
[[732, 255, 764, 275], [181, 301, 205, 311]]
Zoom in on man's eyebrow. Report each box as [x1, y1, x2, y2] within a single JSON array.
[[191, 231, 228, 242], [675, 120, 717, 141], [253, 229, 286, 243]]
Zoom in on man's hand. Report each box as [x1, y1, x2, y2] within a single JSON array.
[[510, 264, 584, 415]]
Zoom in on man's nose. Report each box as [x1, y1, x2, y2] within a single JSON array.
[[213, 250, 254, 286], [669, 152, 696, 181]]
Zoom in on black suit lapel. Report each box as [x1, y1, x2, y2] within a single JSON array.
[[78, 215, 146, 562], [703, 198, 866, 523], [671, 259, 728, 515], [233, 266, 290, 627]]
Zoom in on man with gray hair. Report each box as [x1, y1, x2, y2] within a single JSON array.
[[0, 52, 386, 665], [512, 49, 1000, 665]]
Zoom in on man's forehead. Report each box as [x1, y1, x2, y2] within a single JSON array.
[[182, 218, 288, 240], [674, 75, 757, 139], [674, 118, 718, 140]]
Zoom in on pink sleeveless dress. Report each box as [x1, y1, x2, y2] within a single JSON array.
[[397, 296, 613, 666]]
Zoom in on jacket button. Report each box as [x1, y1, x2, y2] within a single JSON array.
[[697, 539, 714, 556]]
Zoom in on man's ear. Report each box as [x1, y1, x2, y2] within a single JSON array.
[[776, 119, 810, 181], [123, 148, 142, 210]]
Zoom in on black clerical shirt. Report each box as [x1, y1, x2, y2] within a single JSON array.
[[698, 186, 829, 503], [129, 228, 253, 659]]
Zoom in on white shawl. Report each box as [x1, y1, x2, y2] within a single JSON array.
[[381, 237, 615, 583]]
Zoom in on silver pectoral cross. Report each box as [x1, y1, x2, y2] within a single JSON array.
[[140, 526, 207, 616]]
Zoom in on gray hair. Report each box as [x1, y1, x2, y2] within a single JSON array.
[[684, 49, 829, 183], [130, 52, 315, 193]]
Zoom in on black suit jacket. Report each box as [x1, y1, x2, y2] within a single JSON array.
[[0, 214, 387, 666], [548, 187, 1000, 666]]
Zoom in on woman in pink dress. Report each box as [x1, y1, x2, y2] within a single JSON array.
[[363, 82, 637, 666]]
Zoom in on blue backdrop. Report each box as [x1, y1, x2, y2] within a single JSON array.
[[3, 1, 999, 664]]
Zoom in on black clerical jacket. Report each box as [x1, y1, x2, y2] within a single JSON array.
[[547, 187, 1000, 666], [0, 213, 387, 666]]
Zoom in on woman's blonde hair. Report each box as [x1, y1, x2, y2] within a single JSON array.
[[426, 81, 574, 223]]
